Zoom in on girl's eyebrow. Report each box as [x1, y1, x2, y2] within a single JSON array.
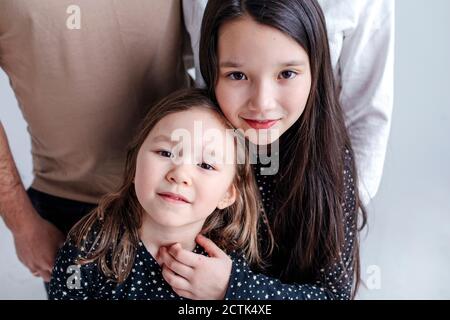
[[219, 60, 307, 68], [219, 61, 242, 68], [152, 134, 176, 144], [280, 60, 307, 67]]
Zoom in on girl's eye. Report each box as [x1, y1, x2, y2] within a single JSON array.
[[158, 150, 173, 158], [198, 162, 215, 171], [279, 70, 298, 80], [228, 72, 247, 81]]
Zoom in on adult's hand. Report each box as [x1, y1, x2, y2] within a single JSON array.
[[13, 213, 65, 282], [1, 123, 65, 282]]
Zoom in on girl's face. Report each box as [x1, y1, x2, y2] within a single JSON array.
[[134, 108, 237, 230], [216, 15, 312, 145]]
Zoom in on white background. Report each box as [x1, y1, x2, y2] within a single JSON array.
[[1, 0, 450, 299]]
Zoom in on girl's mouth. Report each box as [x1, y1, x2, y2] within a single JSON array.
[[243, 118, 279, 129], [157, 192, 190, 204]]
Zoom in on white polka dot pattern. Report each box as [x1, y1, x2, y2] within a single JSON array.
[[223, 150, 358, 300]]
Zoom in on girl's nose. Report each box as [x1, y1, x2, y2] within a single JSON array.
[[166, 165, 192, 186], [249, 79, 276, 113]]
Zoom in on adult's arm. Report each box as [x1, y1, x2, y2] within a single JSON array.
[[182, 0, 207, 88], [337, 0, 395, 205], [0, 121, 64, 282]]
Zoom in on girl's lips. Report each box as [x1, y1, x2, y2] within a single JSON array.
[[243, 119, 279, 129], [157, 192, 190, 204]]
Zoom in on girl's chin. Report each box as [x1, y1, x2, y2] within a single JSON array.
[[244, 129, 282, 146]]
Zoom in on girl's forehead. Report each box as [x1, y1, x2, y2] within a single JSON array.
[[144, 108, 238, 166], [147, 108, 235, 146], [218, 16, 309, 65], [154, 108, 228, 132]]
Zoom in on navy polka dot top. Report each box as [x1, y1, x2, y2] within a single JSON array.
[[49, 239, 210, 300], [49, 151, 358, 300], [224, 149, 359, 300]]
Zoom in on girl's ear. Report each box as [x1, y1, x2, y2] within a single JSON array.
[[217, 184, 237, 209]]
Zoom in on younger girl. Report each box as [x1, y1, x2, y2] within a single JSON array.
[[48, 89, 263, 300], [158, 0, 367, 300]]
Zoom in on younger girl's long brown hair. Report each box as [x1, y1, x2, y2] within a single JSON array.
[[69, 89, 265, 283]]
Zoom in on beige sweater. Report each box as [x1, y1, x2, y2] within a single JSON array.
[[0, 0, 190, 203]]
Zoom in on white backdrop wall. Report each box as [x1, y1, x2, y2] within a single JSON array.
[[1, 0, 449, 299]]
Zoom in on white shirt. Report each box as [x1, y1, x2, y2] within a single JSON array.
[[183, 0, 395, 205]]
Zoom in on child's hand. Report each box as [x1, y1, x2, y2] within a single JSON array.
[[157, 234, 232, 300]]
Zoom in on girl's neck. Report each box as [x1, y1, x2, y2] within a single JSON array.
[[138, 213, 201, 259]]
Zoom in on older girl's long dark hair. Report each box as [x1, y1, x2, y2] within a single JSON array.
[[69, 89, 265, 283], [200, 0, 367, 297]]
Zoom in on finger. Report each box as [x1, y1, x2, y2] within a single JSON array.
[[29, 262, 45, 277], [161, 265, 191, 292], [57, 241, 65, 250], [173, 288, 195, 300], [28, 262, 40, 274], [36, 265, 52, 282], [167, 243, 206, 268], [157, 246, 172, 265], [155, 248, 163, 266], [43, 258, 55, 271], [41, 260, 55, 278], [31, 270, 40, 277], [41, 270, 52, 283], [160, 248, 194, 279], [196, 234, 227, 258]]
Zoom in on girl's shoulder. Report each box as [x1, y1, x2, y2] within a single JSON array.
[[53, 238, 99, 274], [50, 237, 104, 299], [55, 216, 105, 274], [67, 214, 105, 251], [343, 148, 354, 167], [50, 217, 108, 297], [342, 148, 356, 185]]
